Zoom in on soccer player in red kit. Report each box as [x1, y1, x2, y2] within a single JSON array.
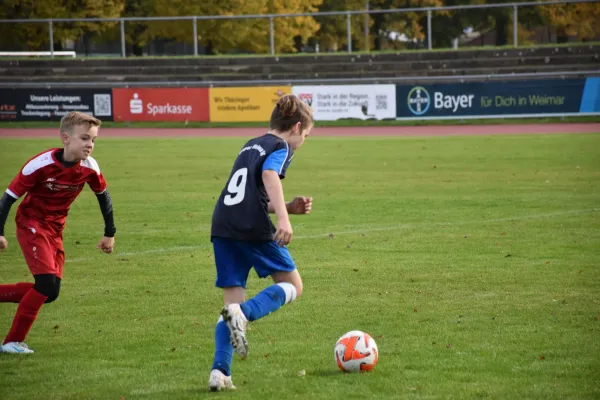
[[0, 111, 116, 354]]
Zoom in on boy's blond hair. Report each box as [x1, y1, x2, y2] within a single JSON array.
[[60, 111, 101, 135]]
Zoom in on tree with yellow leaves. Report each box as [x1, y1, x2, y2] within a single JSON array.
[[194, 0, 323, 54], [540, 2, 600, 42]]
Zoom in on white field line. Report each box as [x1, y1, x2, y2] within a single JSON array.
[[65, 208, 598, 263]]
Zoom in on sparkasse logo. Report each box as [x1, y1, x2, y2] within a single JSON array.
[[114, 88, 210, 122], [130, 93, 143, 114], [129, 93, 193, 117]]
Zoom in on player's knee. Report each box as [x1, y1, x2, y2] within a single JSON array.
[[273, 271, 303, 300], [286, 279, 303, 299], [33, 275, 61, 303], [44, 290, 60, 303]]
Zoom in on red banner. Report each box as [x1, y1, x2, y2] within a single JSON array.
[[112, 88, 209, 122]]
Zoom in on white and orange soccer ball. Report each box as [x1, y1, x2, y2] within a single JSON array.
[[334, 330, 379, 373]]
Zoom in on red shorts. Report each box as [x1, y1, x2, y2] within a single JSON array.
[[16, 219, 65, 279]]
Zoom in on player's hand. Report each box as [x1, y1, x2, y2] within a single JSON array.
[[0, 236, 7, 252], [274, 218, 293, 247], [96, 236, 115, 254], [287, 196, 313, 215]]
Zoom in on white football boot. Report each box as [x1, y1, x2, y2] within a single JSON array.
[[0, 342, 34, 354], [221, 303, 248, 359], [208, 369, 236, 391]]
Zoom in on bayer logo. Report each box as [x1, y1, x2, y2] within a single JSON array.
[[407, 86, 430, 115]]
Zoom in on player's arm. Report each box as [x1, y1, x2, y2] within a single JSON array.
[[268, 197, 312, 215], [95, 190, 116, 254], [96, 190, 116, 238], [263, 170, 293, 246], [0, 191, 18, 251], [87, 164, 116, 254], [262, 145, 312, 216]]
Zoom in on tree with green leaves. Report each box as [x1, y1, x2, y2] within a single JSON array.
[[0, 0, 124, 53]]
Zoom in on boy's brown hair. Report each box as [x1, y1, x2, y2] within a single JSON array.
[[60, 111, 101, 135], [269, 94, 313, 132]]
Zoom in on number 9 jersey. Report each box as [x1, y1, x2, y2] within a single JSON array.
[[211, 134, 294, 242]]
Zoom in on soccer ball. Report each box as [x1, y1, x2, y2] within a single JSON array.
[[334, 330, 379, 373]]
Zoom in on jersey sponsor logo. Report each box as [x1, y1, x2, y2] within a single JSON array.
[[44, 182, 81, 192], [238, 144, 266, 157]]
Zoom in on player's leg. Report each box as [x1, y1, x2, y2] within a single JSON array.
[[209, 237, 251, 391], [1, 225, 59, 354], [237, 241, 300, 323], [0, 282, 34, 303], [1, 274, 60, 354], [220, 285, 249, 361], [209, 286, 244, 392]]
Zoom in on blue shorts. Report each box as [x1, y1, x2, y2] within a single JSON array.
[[212, 236, 297, 288]]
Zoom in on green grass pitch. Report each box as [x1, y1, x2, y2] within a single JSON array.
[[0, 132, 599, 399]]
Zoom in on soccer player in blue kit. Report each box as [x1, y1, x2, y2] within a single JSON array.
[[208, 94, 314, 391]]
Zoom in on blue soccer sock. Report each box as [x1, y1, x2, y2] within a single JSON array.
[[211, 316, 233, 376], [240, 282, 297, 322]]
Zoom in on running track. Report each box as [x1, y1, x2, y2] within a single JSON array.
[[0, 123, 599, 138]]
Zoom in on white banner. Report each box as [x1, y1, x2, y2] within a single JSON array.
[[292, 85, 396, 121]]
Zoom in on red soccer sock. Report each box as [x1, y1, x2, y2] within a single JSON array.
[[0, 282, 34, 303], [3, 288, 48, 344]]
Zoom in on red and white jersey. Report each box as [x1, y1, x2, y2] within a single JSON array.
[[6, 148, 107, 232]]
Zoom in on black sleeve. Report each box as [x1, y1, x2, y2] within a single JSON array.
[[0, 192, 17, 237], [96, 190, 116, 238]]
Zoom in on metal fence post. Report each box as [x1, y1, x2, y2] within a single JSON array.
[[269, 16, 275, 55], [427, 9, 432, 50], [193, 16, 198, 56], [513, 5, 518, 47], [120, 19, 126, 58], [346, 12, 352, 52], [48, 20, 54, 57], [364, 1, 369, 52]]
